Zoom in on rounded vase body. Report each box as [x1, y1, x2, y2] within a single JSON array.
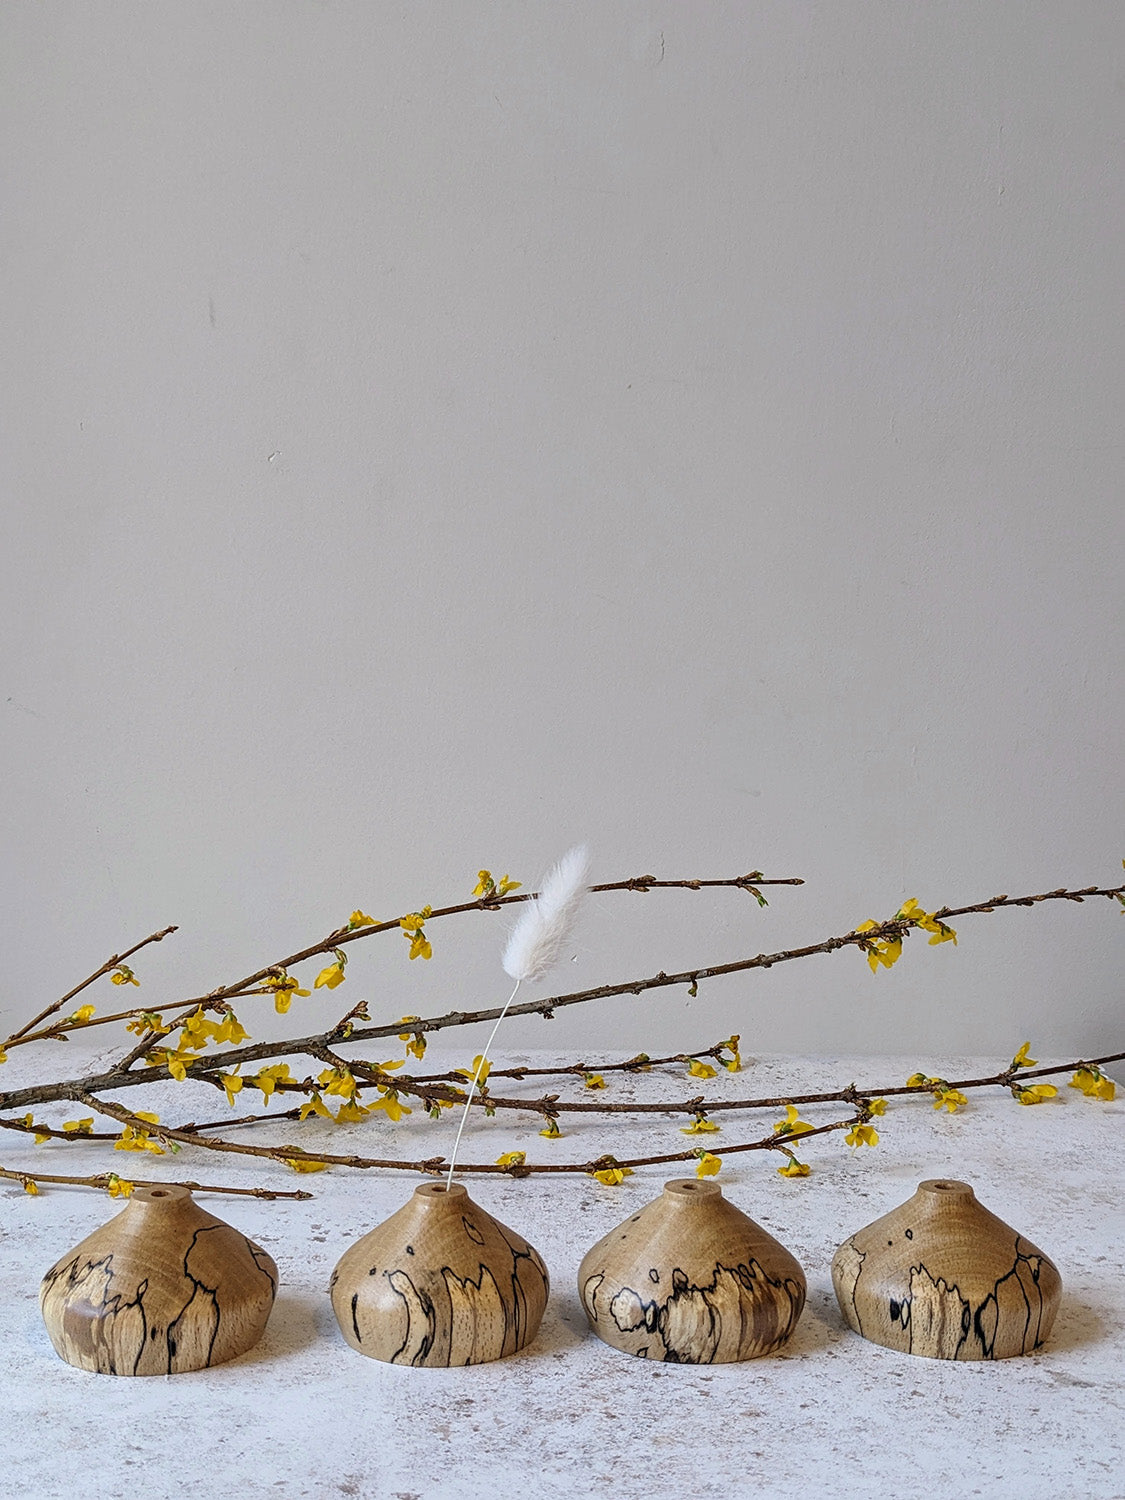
[[39, 1184, 278, 1375], [577, 1179, 806, 1363], [831, 1178, 1061, 1360], [330, 1182, 549, 1367]]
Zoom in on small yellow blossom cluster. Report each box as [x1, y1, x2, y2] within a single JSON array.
[[153, 1006, 250, 1080], [473, 870, 522, 900], [106, 1173, 134, 1198], [397, 1017, 427, 1060], [589, 1157, 633, 1187], [347, 910, 377, 930], [114, 1111, 166, 1154], [24, 1113, 51, 1144], [718, 1035, 741, 1072], [773, 1104, 816, 1175], [110, 965, 140, 987], [67, 1004, 96, 1026], [62, 1118, 94, 1136], [681, 1113, 720, 1136], [1014, 1083, 1058, 1106], [125, 1010, 169, 1038], [399, 908, 433, 962], [694, 1150, 722, 1179], [262, 970, 311, 1013], [583, 1072, 605, 1089], [1005, 1043, 1059, 1105], [1070, 1066, 1115, 1101], [857, 898, 957, 973], [539, 1115, 561, 1139], [907, 1072, 969, 1113], [686, 1056, 718, 1080], [845, 1122, 879, 1148], [496, 1150, 527, 1170], [314, 949, 348, 990]]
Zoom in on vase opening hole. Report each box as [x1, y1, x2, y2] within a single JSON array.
[[149, 1190, 169, 1198]]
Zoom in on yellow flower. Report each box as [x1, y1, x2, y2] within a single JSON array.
[[166, 1052, 193, 1082], [773, 1104, 814, 1137], [23, 1179, 40, 1195], [868, 1098, 888, 1116], [62, 1119, 94, 1136], [583, 1073, 606, 1090], [299, 1091, 333, 1121], [284, 1158, 328, 1173], [590, 1165, 633, 1186], [0, 1047, 6, 1064], [348, 910, 377, 929], [681, 1115, 720, 1135], [933, 1087, 968, 1113], [106, 1174, 134, 1198], [334, 1100, 371, 1124], [496, 1151, 527, 1169], [214, 1011, 250, 1046], [1016, 1083, 1058, 1105], [262, 973, 311, 1013], [24, 1114, 52, 1145], [720, 1035, 741, 1072], [687, 1058, 718, 1079], [126, 1012, 168, 1037], [456, 1056, 491, 1088], [114, 1110, 166, 1155], [906, 1072, 932, 1087], [1011, 1042, 1038, 1069], [68, 1004, 96, 1025], [318, 1066, 359, 1101], [314, 963, 346, 990], [110, 965, 139, 986], [1069, 1067, 1115, 1101], [539, 1116, 561, 1139], [472, 871, 495, 897], [252, 1064, 292, 1100], [397, 1018, 428, 1060], [695, 1152, 722, 1178], [399, 907, 433, 934], [897, 898, 924, 920], [406, 931, 432, 962], [368, 1091, 411, 1122], [845, 1123, 879, 1148], [777, 1158, 811, 1178], [220, 1072, 243, 1107], [496, 875, 521, 896]]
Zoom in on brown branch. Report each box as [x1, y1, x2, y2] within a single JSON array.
[[72, 1091, 860, 1176], [105, 871, 798, 1067], [4, 926, 178, 1046], [0, 1164, 310, 1199]]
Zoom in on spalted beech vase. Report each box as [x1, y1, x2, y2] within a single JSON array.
[[39, 1184, 278, 1376], [832, 1178, 1061, 1360], [577, 1178, 806, 1363], [330, 1182, 549, 1367]]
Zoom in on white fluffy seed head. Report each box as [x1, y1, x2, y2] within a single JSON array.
[[501, 845, 591, 983]]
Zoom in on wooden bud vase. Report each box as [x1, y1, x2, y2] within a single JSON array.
[[832, 1178, 1062, 1361], [330, 1181, 549, 1367], [39, 1184, 278, 1376], [577, 1178, 806, 1363]]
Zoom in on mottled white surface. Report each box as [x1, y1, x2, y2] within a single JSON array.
[[0, 1049, 1122, 1500]]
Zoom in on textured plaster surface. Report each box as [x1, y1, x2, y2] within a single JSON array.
[[0, 1048, 1121, 1499]]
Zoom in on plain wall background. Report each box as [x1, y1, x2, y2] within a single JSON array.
[[1, 1, 1121, 1064]]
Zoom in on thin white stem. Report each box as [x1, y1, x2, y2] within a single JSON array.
[[445, 978, 521, 1189]]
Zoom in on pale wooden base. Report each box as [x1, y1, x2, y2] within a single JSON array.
[[39, 1185, 277, 1376], [331, 1182, 549, 1367]]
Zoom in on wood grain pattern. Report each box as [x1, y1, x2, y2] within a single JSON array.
[[330, 1182, 549, 1366], [39, 1184, 277, 1375], [831, 1178, 1061, 1360], [578, 1179, 806, 1363]]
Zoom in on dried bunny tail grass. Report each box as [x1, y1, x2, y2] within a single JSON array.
[[502, 845, 591, 983], [447, 845, 591, 1187]]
